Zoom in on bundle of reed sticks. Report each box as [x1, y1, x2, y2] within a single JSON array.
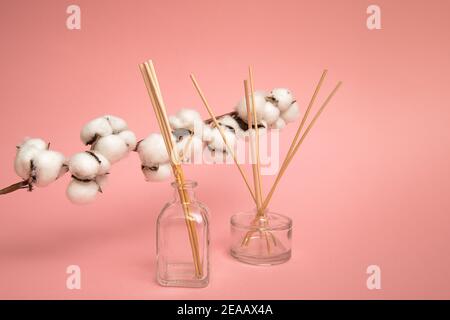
[[191, 67, 342, 251], [139, 60, 203, 278]]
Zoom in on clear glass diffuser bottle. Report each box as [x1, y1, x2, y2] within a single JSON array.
[[230, 209, 292, 265], [157, 180, 209, 287]]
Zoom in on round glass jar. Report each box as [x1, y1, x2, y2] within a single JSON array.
[[230, 210, 292, 265]]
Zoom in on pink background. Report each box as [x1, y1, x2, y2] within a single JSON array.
[[1, 0, 450, 299]]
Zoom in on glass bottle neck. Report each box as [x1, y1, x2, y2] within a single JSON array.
[[171, 180, 197, 203]]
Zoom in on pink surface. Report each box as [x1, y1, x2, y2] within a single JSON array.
[[1, 0, 450, 299]]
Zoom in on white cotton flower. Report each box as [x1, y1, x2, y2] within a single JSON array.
[[262, 102, 280, 125], [218, 115, 242, 136], [235, 91, 267, 123], [32, 150, 66, 187], [271, 118, 286, 129], [118, 130, 137, 151], [142, 163, 172, 182], [68, 151, 110, 180], [14, 146, 43, 180], [20, 138, 48, 151], [137, 133, 170, 165], [66, 179, 99, 204], [169, 115, 183, 129], [177, 108, 202, 123], [69, 152, 100, 180], [14, 138, 49, 180], [170, 108, 203, 130], [93, 134, 129, 164], [208, 127, 236, 152], [281, 101, 300, 123], [103, 115, 128, 134], [80, 117, 113, 145], [14, 138, 67, 184], [270, 88, 294, 112]]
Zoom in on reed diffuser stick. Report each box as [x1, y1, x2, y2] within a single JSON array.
[[249, 68, 273, 252], [248, 67, 264, 215], [190, 74, 257, 205], [145, 62, 203, 269], [144, 62, 202, 276], [140, 61, 203, 277], [244, 80, 262, 212], [242, 78, 273, 251], [259, 70, 327, 211], [286, 70, 327, 161], [261, 81, 342, 211]]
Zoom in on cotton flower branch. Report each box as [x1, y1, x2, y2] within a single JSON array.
[[1, 86, 301, 204]]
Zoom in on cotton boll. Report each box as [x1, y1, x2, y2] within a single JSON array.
[[20, 138, 48, 151], [208, 127, 236, 152], [218, 115, 241, 135], [142, 163, 172, 182], [68, 152, 100, 180], [14, 138, 49, 179], [262, 102, 281, 125], [137, 133, 170, 165], [235, 91, 268, 123], [66, 179, 99, 204], [103, 115, 128, 134], [271, 118, 286, 130], [80, 117, 113, 145], [14, 146, 42, 180], [32, 150, 66, 187], [14, 150, 35, 180], [176, 109, 203, 129], [281, 101, 300, 123], [270, 88, 294, 112], [169, 115, 183, 129], [170, 109, 205, 139], [118, 130, 137, 151], [93, 135, 129, 164]]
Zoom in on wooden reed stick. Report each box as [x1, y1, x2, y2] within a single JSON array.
[[248, 67, 264, 216], [261, 81, 342, 211], [140, 61, 203, 277], [259, 70, 327, 211], [150, 65, 204, 278], [287, 70, 327, 160], [144, 62, 202, 276], [144, 62, 178, 160], [249, 68, 272, 252], [190, 74, 257, 205], [147, 62, 202, 276], [244, 80, 262, 212]]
